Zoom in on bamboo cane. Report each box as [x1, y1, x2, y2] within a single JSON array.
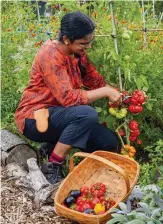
[[36, 0, 40, 23], [133, 29, 163, 32], [141, 0, 148, 48], [109, 0, 123, 92]]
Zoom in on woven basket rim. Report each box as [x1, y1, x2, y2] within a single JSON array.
[[55, 151, 140, 223]]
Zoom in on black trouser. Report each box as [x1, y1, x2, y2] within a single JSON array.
[[23, 105, 120, 156]]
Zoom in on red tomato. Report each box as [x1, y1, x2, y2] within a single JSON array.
[[99, 197, 110, 209], [131, 90, 145, 105], [128, 104, 143, 114], [137, 139, 142, 144], [129, 120, 139, 130], [109, 200, 116, 207], [76, 205, 84, 212], [90, 183, 106, 197], [82, 203, 91, 210], [130, 129, 140, 137], [118, 129, 126, 136], [80, 187, 89, 197], [129, 136, 137, 142], [106, 199, 116, 210], [90, 197, 101, 209], [76, 196, 87, 206]]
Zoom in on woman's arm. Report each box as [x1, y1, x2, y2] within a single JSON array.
[[39, 53, 121, 107], [86, 85, 121, 104]]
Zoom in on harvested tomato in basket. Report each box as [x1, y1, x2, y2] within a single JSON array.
[[62, 182, 116, 215], [90, 183, 106, 197]]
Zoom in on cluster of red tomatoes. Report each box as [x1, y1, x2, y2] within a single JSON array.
[[129, 120, 142, 143], [126, 90, 146, 114], [63, 183, 116, 215]]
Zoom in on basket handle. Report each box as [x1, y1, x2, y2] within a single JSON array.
[[69, 152, 130, 193]]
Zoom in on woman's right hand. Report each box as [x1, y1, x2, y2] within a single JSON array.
[[105, 85, 122, 105]]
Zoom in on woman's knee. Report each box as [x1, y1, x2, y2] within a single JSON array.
[[75, 105, 98, 123], [110, 134, 119, 150]]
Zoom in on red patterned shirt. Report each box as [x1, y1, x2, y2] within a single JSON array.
[[15, 39, 106, 133]]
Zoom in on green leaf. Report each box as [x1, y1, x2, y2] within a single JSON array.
[[124, 68, 131, 82], [126, 220, 146, 224], [159, 216, 163, 221], [145, 102, 153, 111], [139, 75, 149, 87], [151, 208, 161, 218], [152, 221, 162, 224], [135, 212, 146, 218], [107, 217, 126, 224], [109, 208, 120, 213], [111, 51, 119, 61], [106, 115, 117, 130], [95, 107, 102, 113], [150, 167, 157, 182], [158, 166, 163, 174], [103, 110, 107, 116], [111, 214, 126, 220], [138, 202, 150, 215], [118, 202, 128, 213]]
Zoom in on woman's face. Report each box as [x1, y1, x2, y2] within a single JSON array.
[[68, 33, 94, 56]]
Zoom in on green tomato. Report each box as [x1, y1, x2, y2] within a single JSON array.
[[115, 112, 125, 119], [115, 108, 127, 119], [122, 32, 130, 40], [109, 108, 118, 116], [120, 108, 128, 116]]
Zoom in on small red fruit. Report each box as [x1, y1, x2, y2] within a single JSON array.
[[136, 139, 142, 144]]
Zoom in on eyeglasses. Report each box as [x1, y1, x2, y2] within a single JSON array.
[[75, 38, 94, 48]]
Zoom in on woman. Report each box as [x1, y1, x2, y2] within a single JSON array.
[[15, 12, 122, 184]]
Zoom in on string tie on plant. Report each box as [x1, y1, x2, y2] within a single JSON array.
[[111, 34, 116, 38], [143, 28, 147, 32]]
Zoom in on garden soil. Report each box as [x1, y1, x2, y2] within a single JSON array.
[[1, 166, 73, 224]]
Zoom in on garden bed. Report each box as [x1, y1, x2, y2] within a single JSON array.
[[1, 0, 163, 223], [1, 166, 72, 224]]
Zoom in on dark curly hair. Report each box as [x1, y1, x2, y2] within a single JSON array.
[[58, 11, 95, 42]]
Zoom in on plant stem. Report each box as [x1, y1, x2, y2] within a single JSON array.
[[124, 123, 130, 145], [115, 123, 126, 148], [115, 123, 125, 132]]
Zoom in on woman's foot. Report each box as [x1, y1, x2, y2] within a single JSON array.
[[41, 162, 64, 184]]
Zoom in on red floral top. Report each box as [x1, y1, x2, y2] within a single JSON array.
[[15, 39, 106, 133]]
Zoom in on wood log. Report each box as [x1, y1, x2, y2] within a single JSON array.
[[6, 162, 27, 178], [16, 158, 50, 191], [3, 145, 37, 169], [1, 130, 61, 207], [15, 158, 62, 207], [1, 129, 37, 168]]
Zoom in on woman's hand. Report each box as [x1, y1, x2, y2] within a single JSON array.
[[106, 85, 122, 105], [86, 85, 122, 104]]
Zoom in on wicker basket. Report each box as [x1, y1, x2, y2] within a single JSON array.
[[55, 151, 139, 224]]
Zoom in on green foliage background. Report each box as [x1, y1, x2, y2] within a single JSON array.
[[1, 0, 163, 185]]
